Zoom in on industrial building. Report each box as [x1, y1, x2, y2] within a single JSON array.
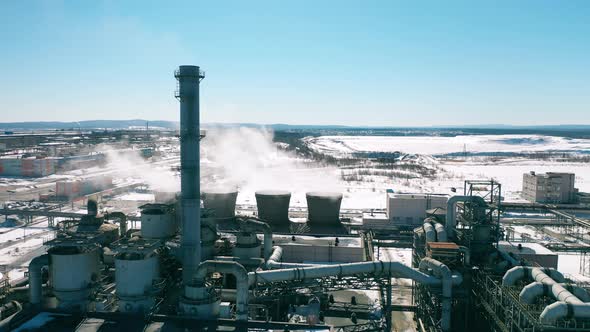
[[522, 171, 576, 203], [1, 66, 590, 332], [386, 192, 448, 225]]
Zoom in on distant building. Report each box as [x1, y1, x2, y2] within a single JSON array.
[[522, 171, 576, 203], [387, 193, 448, 225], [0, 157, 56, 177]]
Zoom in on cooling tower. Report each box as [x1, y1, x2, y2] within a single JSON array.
[[255, 190, 291, 226], [306, 192, 343, 225], [201, 189, 238, 219]]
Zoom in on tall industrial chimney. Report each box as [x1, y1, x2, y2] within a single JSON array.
[[175, 65, 205, 283]]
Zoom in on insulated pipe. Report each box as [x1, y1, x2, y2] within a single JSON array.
[[423, 222, 436, 242], [194, 261, 249, 321], [266, 246, 321, 269], [29, 254, 49, 306], [248, 260, 459, 288], [434, 222, 447, 242], [502, 266, 565, 287], [520, 282, 590, 304], [106, 212, 127, 237], [0, 301, 22, 332], [419, 258, 453, 332], [498, 249, 520, 267], [445, 196, 487, 238], [240, 218, 273, 261], [540, 302, 590, 324], [176, 65, 204, 284], [214, 256, 265, 267]]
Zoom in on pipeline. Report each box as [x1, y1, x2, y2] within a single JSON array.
[[106, 212, 127, 238], [423, 222, 436, 242], [520, 282, 590, 304], [502, 266, 565, 287], [29, 254, 49, 306], [239, 218, 273, 261], [0, 301, 22, 332], [501, 266, 590, 324], [194, 261, 249, 321], [419, 257, 453, 332], [433, 222, 447, 242], [445, 196, 487, 238], [266, 246, 321, 269]]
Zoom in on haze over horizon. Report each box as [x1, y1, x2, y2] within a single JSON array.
[[1, 1, 589, 126]]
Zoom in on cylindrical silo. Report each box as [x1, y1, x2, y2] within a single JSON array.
[[115, 251, 159, 313], [255, 190, 291, 227], [201, 189, 238, 220], [49, 245, 100, 310], [140, 204, 177, 239], [306, 192, 343, 225]]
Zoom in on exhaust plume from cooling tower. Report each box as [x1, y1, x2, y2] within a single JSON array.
[[201, 127, 343, 206], [100, 145, 180, 193]]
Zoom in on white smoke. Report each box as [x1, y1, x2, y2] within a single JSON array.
[[100, 144, 179, 193], [201, 127, 343, 205]]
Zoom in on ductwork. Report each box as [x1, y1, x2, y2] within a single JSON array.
[[249, 259, 462, 287], [540, 302, 590, 324], [445, 195, 487, 238], [266, 246, 320, 269], [214, 256, 265, 268], [0, 301, 22, 332], [239, 218, 273, 261], [501, 266, 590, 324], [29, 254, 49, 306], [176, 65, 205, 285], [423, 222, 436, 242], [498, 249, 520, 267], [106, 212, 127, 237], [194, 261, 249, 321], [434, 222, 447, 242], [419, 258, 453, 332], [501, 266, 565, 287], [520, 282, 590, 304], [193, 258, 460, 326]]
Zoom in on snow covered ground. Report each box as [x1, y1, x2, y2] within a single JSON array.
[[305, 134, 590, 156]]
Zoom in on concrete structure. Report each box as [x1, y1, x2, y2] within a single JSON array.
[[255, 190, 291, 226], [498, 241, 558, 268], [48, 244, 100, 310], [387, 193, 448, 225], [113, 239, 161, 313], [175, 65, 205, 285], [140, 204, 177, 239], [202, 189, 238, 220], [306, 192, 343, 225], [522, 172, 576, 203]]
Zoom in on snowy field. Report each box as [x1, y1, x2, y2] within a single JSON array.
[[305, 134, 590, 156], [300, 134, 590, 206]]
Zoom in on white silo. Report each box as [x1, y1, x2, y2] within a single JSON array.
[[48, 240, 101, 311], [140, 204, 177, 239], [113, 238, 161, 313]]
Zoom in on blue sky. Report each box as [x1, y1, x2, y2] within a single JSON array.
[[1, 1, 589, 126]]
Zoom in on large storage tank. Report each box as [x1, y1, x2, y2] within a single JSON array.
[[114, 240, 160, 313], [306, 192, 343, 225], [140, 204, 177, 239], [255, 190, 291, 227], [49, 244, 100, 310], [201, 189, 238, 220]]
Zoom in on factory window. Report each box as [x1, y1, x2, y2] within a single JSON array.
[[392, 217, 400, 222], [406, 217, 413, 223]]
